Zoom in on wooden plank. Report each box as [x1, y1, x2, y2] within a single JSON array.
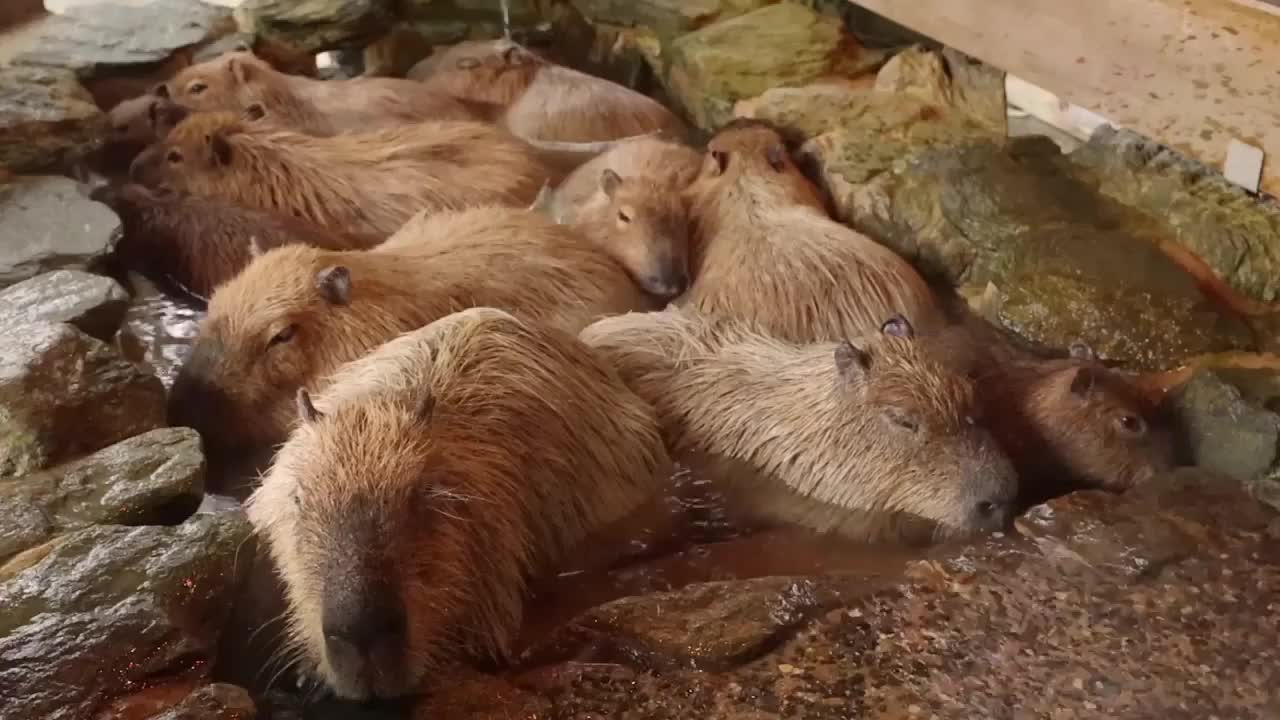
[[848, 0, 1280, 197]]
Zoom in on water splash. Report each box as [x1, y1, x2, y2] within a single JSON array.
[[500, 0, 512, 41]]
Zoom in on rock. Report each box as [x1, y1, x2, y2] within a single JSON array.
[[666, 3, 877, 130], [842, 137, 1253, 369], [1167, 369, 1280, 484], [0, 176, 121, 289], [0, 270, 129, 341], [1071, 126, 1280, 305], [567, 0, 771, 35], [0, 322, 166, 478], [0, 67, 106, 174], [236, 0, 397, 55], [146, 683, 257, 719], [0, 512, 253, 720], [874, 46, 1005, 134], [12, 0, 234, 80], [0, 427, 205, 561]]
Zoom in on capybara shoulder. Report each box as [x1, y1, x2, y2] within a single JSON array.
[[581, 309, 1017, 542], [247, 307, 670, 699], [681, 121, 945, 342]]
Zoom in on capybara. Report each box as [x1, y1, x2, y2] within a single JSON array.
[[86, 95, 194, 176], [168, 206, 652, 453], [159, 50, 487, 135], [410, 39, 687, 143], [537, 135, 702, 300], [128, 111, 562, 237], [246, 307, 671, 699], [682, 119, 946, 342], [579, 308, 1018, 542], [90, 182, 378, 300]]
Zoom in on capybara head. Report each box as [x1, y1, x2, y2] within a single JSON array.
[[411, 39, 541, 104], [578, 167, 690, 299], [687, 119, 826, 213], [165, 244, 416, 453], [247, 308, 669, 699], [128, 111, 247, 191], [158, 50, 273, 111]]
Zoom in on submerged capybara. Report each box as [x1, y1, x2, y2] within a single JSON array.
[[159, 50, 486, 135], [682, 119, 946, 342], [128, 111, 559, 236], [247, 307, 671, 699], [411, 39, 687, 143], [580, 308, 1018, 542], [168, 206, 652, 453], [538, 135, 702, 300], [90, 182, 378, 300]]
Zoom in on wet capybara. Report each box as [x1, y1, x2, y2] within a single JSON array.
[[410, 39, 687, 143], [128, 111, 560, 237], [168, 206, 652, 454], [85, 96, 193, 176], [246, 307, 671, 699], [682, 119, 946, 342], [579, 308, 1018, 542], [90, 182, 379, 300], [159, 50, 486, 135], [536, 135, 703, 300]]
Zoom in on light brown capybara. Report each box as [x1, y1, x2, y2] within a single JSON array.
[[158, 51, 487, 135], [410, 39, 687, 143], [534, 135, 703, 300], [90, 182, 379, 301], [246, 307, 671, 700], [921, 322, 1177, 508], [167, 206, 652, 454], [681, 118, 946, 342], [579, 308, 1019, 543], [128, 111, 563, 237]]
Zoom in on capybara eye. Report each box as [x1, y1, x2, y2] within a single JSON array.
[[885, 409, 919, 433], [188, 81, 208, 95], [269, 324, 298, 347], [617, 210, 631, 223], [166, 150, 183, 165], [1115, 414, 1146, 436]]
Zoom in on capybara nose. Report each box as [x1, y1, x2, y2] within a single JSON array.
[[322, 598, 407, 671], [643, 271, 690, 299], [972, 498, 1012, 531]]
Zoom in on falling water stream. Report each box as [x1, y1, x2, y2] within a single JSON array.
[[500, 0, 512, 40]]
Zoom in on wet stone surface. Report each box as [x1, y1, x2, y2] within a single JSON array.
[[0, 175, 121, 289], [145, 683, 258, 720], [0, 67, 106, 174], [238, 0, 398, 55], [0, 269, 129, 342], [0, 427, 206, 562], [0, 512, 253, 720]]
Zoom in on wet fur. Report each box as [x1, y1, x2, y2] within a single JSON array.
[[247, 308, 671, 698], [682, 121, 946, 342]]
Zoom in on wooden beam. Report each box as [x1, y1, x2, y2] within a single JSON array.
[[849, 0, 1280, 196]]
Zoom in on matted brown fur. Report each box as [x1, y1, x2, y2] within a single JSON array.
[[579, 308, 1018, 542], [247, 307, 671, 699], [129, 112, 555, 236], [682, 121, 946, 342], [160, 51, 485, 135], [168, 206, 652, 452], [412, 39, 686, 143], [90, 182, 378, 300], [544, 136, 703, 299]]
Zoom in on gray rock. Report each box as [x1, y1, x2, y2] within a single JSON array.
[[12, 0, 234, 80], [236, 0, 397, 55], [566, 0, 762, 34], [0, 322, 165, 478], [146, 683, 257, 719], [0, 428, 205, 561], [0, 512, 252, 720], [0, 270, 129, 341], [0, 67, 106, 174], [0, 176, 121, 289], [1167, 370, 1280, 484]]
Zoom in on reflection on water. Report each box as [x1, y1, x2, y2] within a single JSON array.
[[117, 273, 203, 388]]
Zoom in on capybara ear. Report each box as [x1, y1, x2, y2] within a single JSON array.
[[228, 56, 253, 84], [456, 57, 481, 70], [296, 387, 323, 424], [528, 182, 554, 214], [247, 235, 265, 258], [207, 132, 234, 166], [880, 314, 915, 339], [834, 340, 871, 381], [413, 393, 435, 424], [243, 102, 266, 122], [1068, 341, 1097, 361], [501, 46, 521, 66], [707, 150, 728, 176], [315, 265, 351, 305], [766, 144, 787, 172], [153, 82, 170, 98], [1069, 366, 1098, 397], [600, 168, 623, 198]]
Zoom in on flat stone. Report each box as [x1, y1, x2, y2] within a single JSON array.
[[0, 176, 121, 289], [0, 270, 129, 341], [666, 3, 876, 130], [873, 46, 1006, 134], [1167, 369, 1280, 484], [0, 512, 253, 720], [0, 67, 106, 174], [567, 0, 770, 35], [0, 427, 206, 562], [236, 0, 397, 54], [145, 683, 257, 719], [0, 322, 166, 478], [12, 0, 234, 80]]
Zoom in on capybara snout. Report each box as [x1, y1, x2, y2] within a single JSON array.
[[319, 552, 410, 699]]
